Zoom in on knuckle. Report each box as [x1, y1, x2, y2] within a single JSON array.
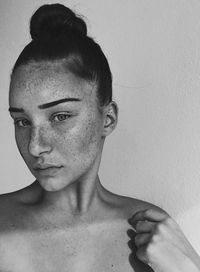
[[144, 209, 152, 217], [155, 222, 166, 234], [135, 221, 142, 230], [150, 233, 160, 244], [136, 247, 148, 263], [163, 217, 173, 226], [134, 234, 141, 246]]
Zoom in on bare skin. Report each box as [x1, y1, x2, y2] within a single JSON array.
[[5, 61, 200, 272], [130, 209, 200, 272], [0, 180, 156, 272], [5, 61, 154, 272]]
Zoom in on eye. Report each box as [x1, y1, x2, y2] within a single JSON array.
[[51, 113, 71, 123], [14, 118, 31, 127]]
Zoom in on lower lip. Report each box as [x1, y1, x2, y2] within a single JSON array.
[[35, 166, 63, 176]]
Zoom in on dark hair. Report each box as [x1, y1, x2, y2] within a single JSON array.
[[12, 4, 112, 107]]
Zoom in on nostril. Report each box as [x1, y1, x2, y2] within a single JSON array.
[[28, 139, 52, 157]]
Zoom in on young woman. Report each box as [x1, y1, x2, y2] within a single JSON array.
[[1, 3, 200, 272]]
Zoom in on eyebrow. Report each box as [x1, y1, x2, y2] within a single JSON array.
[[9, 98, 81, 112], [38, 98, 81, 109]]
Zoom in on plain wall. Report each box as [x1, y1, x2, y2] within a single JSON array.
[[1, 0, 200, 253]]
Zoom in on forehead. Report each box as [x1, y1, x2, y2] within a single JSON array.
[[9, 61, 97, 105]]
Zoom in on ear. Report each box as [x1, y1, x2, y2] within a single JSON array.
[[102, 101, 118, 136]]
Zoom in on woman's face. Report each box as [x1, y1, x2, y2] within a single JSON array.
[[9, 62, 105, 191]]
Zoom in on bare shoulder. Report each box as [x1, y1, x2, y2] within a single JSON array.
[[121, 195, 165, 217], [0, 180, 42, 203], [0, 181, 42, 232], [102, 187, 166, 221]]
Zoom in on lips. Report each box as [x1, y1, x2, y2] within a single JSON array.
[[33, 164, 63, 170], [33, 164, 63, 176], [34, 165, 63, 178]]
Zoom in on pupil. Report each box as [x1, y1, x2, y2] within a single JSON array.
[[59, 115, 65, 121], [23, 120, 28, 125]]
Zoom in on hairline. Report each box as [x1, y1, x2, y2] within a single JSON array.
[[10, 59, 105, 114]]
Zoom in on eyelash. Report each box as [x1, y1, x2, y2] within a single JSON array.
[[51, 113, 71, 123], [14, 113, 72, 127], [14, 119, 29, 127]]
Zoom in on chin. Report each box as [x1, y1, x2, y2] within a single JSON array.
[[37, 177, 70, 192]]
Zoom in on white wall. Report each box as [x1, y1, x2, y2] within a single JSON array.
[[1, 0, 200, 252]]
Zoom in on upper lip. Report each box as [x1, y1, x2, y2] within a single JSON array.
[[33, 164, 63, 170]]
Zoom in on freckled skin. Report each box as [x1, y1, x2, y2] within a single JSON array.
[[9, 62, 104, 192], [0, 61, 160, 272]]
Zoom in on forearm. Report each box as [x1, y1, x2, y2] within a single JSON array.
[[179, 258, 200, 272]]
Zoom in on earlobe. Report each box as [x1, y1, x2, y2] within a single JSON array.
[[103, 101, 118, 136]]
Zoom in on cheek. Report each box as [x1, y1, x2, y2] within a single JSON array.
[[85, 119, 102, 148], [55, 118, 102, 158]]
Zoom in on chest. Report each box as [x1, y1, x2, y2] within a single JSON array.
[[0, 224, 150, 272]]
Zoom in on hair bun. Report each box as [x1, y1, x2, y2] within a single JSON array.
[[30, 4, 87, 40]]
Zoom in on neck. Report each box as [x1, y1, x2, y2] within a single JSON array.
[[38, 175, 103, 214], [35, 153, 107, 216]]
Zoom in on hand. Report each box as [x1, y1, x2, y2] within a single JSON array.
[[130, 209, 200, 272]]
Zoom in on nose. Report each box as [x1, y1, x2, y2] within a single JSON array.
[[28, 126, 52, 157]]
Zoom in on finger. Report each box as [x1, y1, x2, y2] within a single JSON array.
[[135, 220, 156, 233], [135, 233, 152, 247], [131, 209, 169, 224], [135, 244, 151, 265]]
